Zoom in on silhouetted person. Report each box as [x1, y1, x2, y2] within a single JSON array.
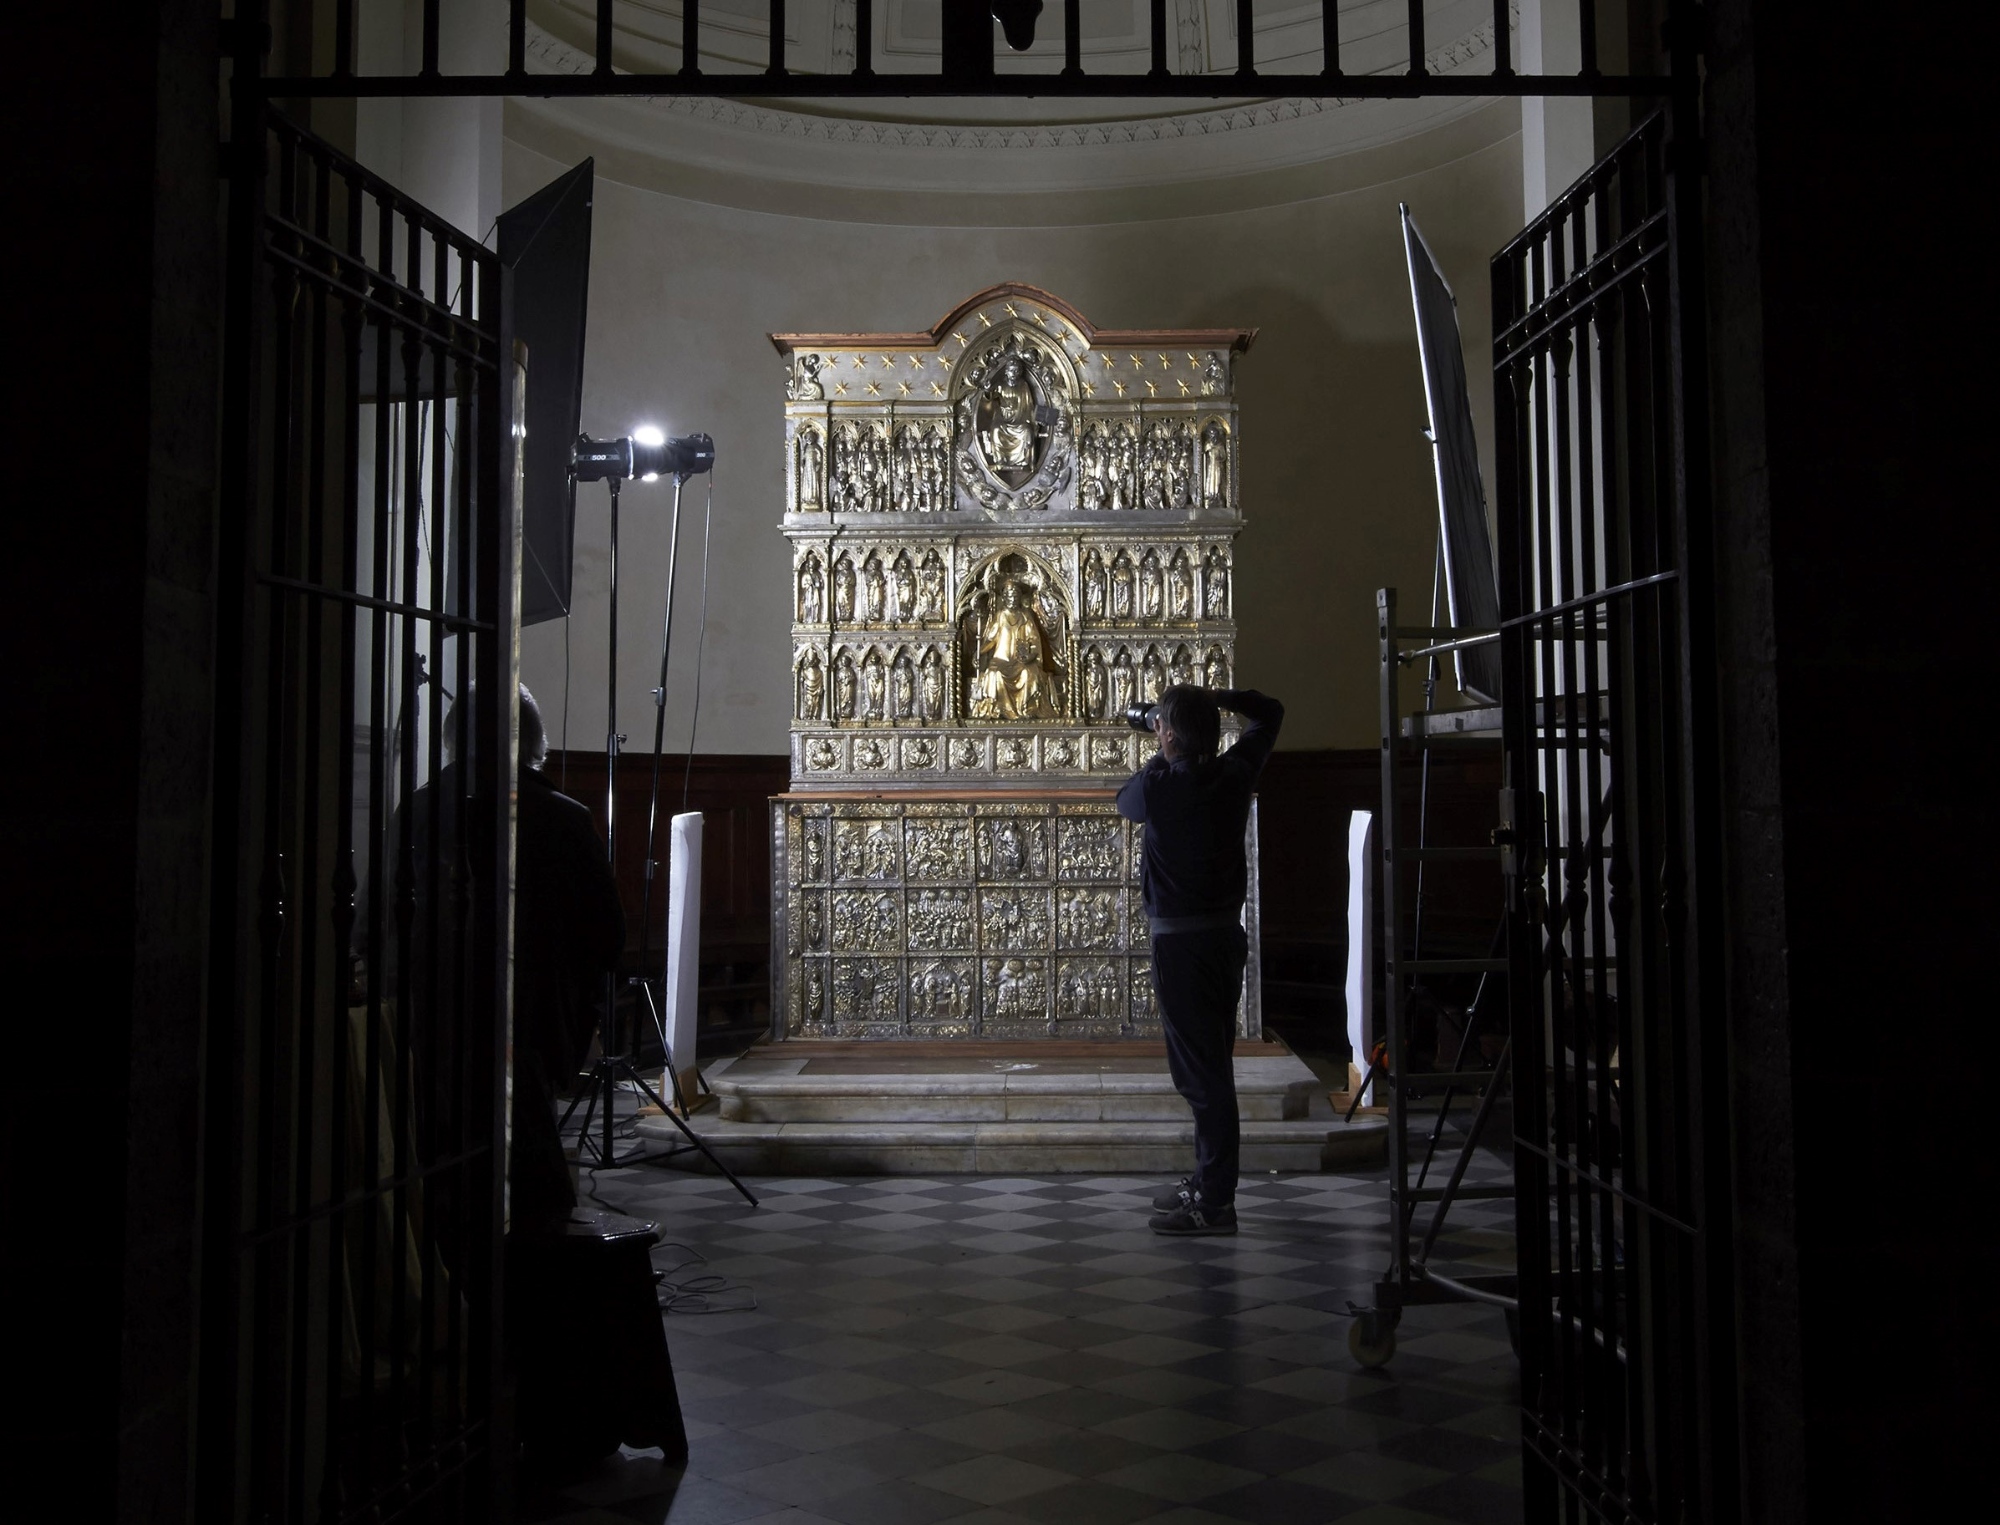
[[510, 685, 625, 1224], [1117, 685, 1283, 1235]]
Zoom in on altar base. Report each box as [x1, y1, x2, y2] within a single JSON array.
[[632, 1038, 1385, 1176]]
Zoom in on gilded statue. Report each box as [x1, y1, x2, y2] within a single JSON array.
[[978, 356, 1040, 477], [1140, 549, 1163, 617], [892, 650, 915, 718], [972, 578, 1062, 721], [1142, 646, 1166, 701], [1205, 645, 1228, 689], [1084, 647, 1107, 719], [891, 555, 915, 621]]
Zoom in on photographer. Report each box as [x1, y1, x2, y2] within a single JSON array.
[[1117, 685, 1284, 1235]]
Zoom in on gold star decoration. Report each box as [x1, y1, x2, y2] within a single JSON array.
[[850, 355, 867, 370], [1081, 382, 1096, 397], [1003, 301, 1019, 317], [1030, 309, 1047, 327], [1187, 352, 1200, 367], [897, 381, 911, 396], [908, 355, 924, 370], [1127, 353, 1142, 369], [977, 311, 993, 328], [953, 331, 969, 346], [1113, 380, 1128, 397], [929, 382, 945, 396], [1158, 353, 1171, 370], [834, 381, 848, 396], [1145, 380, 1158, 396], [1177, 379, 1190, 395], [1056, 323, 1074, 340], [865, 382, 880, 396]]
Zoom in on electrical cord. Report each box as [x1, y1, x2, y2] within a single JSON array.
[[578, 1166, 759, 1314]]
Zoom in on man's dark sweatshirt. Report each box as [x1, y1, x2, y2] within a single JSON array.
[[1115, 690, 1284, 926]]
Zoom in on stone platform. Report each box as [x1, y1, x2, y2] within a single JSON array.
[[632, 1039, 1386, 1176]]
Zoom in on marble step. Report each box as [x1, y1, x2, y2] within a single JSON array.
[[629, 1113, 1388, 1178], [707, 1057, 1318, 1124]]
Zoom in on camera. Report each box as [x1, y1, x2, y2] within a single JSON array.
[[1124, 702, 1158, 734]]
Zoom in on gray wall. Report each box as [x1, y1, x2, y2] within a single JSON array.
[[505, 100, 1523, 755]]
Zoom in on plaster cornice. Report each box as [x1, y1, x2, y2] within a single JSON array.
[[512, 8, 1517, 198]]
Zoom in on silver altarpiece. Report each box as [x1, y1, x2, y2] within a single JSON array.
[[770, 284, 1260, 1041]]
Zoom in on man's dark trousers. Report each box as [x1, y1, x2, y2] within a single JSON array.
[[1151, 924, 1249, 1207]]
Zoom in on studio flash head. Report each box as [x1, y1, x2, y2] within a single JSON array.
[[571, 430, 717, 485], [1124, 702, 1159, 734]]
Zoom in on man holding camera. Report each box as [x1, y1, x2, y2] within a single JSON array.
[[1117, 685, 1284, 1235]]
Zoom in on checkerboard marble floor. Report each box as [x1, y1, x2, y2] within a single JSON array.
[[523, 1162, 1521, 1525]]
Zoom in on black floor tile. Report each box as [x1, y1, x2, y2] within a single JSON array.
[[521, 1172, 1525, 1525]]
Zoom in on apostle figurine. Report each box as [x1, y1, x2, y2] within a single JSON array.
[[863, 555, 886, 621], [799, 555, 824, 623], [1204, 645, 1228, 690], [797, 649, 825, 719], [971, 579, 1061, 721], [833, 556, 856, 621], [796, 427, 824, 509], [1201, 420, 1228, 509], [919, 649, 944, 720], [832, 651, 856, 718], [892, 556, 916, 622], [1140, 550, 1163, 617], [1203, 549, 1229, 617], [1168, 550, 1192, 617]]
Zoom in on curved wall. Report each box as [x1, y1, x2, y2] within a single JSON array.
[[505, 96, 1522, 755]]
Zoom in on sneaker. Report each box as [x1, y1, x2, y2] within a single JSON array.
[[1149, 1196, 1236, 1236], [1152, 1177, 1194, 1211]]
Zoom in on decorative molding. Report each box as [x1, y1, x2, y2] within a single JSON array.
[[520, 8, 1516, 156]]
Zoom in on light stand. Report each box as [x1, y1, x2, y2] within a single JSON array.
[[554, 431, 754, 1205]]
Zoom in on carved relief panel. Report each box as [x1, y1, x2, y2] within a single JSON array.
[[776, 798, 1262, 1040]]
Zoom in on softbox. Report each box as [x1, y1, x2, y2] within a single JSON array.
[[500, 160, 594, 628], [1401, 204, 1502, 704]]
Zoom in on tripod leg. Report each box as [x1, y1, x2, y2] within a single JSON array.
[[622, 1060, 759, 1208]]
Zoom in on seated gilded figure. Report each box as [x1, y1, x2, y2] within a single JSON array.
[[972, 577, 1062, 721]]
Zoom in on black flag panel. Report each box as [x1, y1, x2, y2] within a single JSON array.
[[1401, 205, 1501, 703], [500, 160, 595, 628]]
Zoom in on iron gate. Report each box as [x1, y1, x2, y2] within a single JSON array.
[[200, 105, 519, 1523], [1492, 106, 1736, 1521]]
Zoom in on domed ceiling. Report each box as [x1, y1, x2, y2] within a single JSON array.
[[517, 1, 1517, 196]]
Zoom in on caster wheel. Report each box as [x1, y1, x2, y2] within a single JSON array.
[[1348, 1313, 1396, 1369]]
